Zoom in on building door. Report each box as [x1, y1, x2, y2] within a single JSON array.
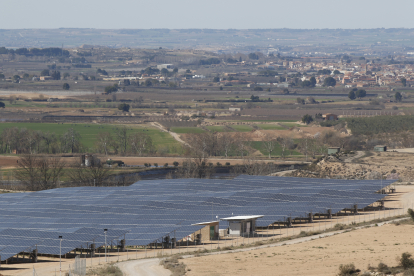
[[210, 226, 214, 239]]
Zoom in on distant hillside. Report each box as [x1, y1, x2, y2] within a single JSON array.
[[1, 28, 414, 53]]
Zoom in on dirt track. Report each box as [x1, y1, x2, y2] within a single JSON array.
[[116, 258, 170, 276]]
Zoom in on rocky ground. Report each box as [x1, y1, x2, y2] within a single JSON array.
[[287, 151, 414, 182]]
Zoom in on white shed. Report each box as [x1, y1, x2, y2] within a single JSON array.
[[220, 215, 264, 237]]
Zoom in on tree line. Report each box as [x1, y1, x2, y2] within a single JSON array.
[[0, 47, 70, 57], [0, 126, 154, 156], [12, 154, 141, 191]]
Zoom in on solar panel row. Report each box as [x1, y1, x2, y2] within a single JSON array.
[[0, 175, 393, 261]]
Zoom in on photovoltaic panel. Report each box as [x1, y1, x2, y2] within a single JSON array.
[[0, 175, 394, 260]]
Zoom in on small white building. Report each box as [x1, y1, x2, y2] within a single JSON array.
[[157, 64, 174, 70], [229, 105, 242, 112], [221, 215, 263, 237]]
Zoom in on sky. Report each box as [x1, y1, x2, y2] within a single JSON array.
[[1, 0, 413, 29]]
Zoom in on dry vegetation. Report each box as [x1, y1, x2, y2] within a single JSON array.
[[86, 264, 123, 276], [160, 255, 187, 276]]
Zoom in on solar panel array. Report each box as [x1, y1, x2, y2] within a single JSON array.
[[0, 175, 392, 261]]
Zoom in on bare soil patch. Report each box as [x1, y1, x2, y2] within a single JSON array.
[[183, 221, 414, 276]]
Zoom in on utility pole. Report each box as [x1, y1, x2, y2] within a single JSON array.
[[104, 229, 107, 262], [59, 236, 62, 276]]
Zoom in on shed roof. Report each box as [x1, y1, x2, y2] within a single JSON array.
[[191, 221, 219, 226], [220, 215, 264, 221]]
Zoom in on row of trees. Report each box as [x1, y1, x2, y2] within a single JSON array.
[[0, 127, 83, 154], [0, 126, 154, 156], [14, 155, 124, 191], [95, 129, 153, 156], [346, 115, 414, 135], [348, 88, 367, 100]]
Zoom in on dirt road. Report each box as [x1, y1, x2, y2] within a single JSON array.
[[343, 150, 365, 163], [150, 122, 189, 146], [116, 258, 171, 276]]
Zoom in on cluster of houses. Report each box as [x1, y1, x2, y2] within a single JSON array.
[[262, 60, 412, 88]]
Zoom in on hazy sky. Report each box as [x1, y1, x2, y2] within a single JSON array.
[[1, 0, 413, 29]]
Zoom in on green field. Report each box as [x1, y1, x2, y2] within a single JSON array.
[[257, 124, 286, 130], [231, 125, 253, 132], [205, 126, 233, 132], [250, 141, 301, 156], [281, 122, 307, 128], [0, 122, 181, 153], [170, 127, 205, 134]]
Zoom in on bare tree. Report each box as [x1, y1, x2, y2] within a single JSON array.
[[69, 162, 112, 186], [96, 132, 113, 155], [232, 158, 279, 175], [298, 134, 312, 161], [36, 157, 66, 190], [116, 126, 128, 155], [43, 132, 56, 154], [61, 128, 82, 153], [186, 132, 220, 158], [15, 154, 38, 191], [219, 132, 234, 158], [277, 135, 292, 159], [15, 155, 65, 191], [176, 157, 214, 179], [262, 135, 277, 159], [234, 134, 251, 158], [129, 133, 153, 156]]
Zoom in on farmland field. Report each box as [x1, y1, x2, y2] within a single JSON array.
[[0, 122, 182, 153], [230, 125, 253, 132], [205, 126, 229, 132], [256, 124, 286, 130], [170, 127, 205, 134]]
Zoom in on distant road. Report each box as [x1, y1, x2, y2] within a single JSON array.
[[0, 90, 97, 97], [270, 93, 377, 97]]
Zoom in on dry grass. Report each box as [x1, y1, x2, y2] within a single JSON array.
[[86, 264, 123, 276], [160, 255, 187, 276], [338, 263, 359, 276]]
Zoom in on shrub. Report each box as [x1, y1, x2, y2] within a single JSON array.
[[86, 264, 123, 276], [334, 223, 346, 230], [377, 262, 388, 272], [338, 263, 359, 276], [400, 253, 414, 269], [118, 103, 130, 112], [173, 161, 179, 167], [144, 163, 149, 167], [62, 83, 70, 90], [404, 269, 414, 276], [408, 208, 414, 221], [225, 162, 230, 166], [154, 163, 158, 167], [164, 163, 169, 167], [216, 162, 222, 166]]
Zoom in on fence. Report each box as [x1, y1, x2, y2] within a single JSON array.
[[69, 255, 86, 276]]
